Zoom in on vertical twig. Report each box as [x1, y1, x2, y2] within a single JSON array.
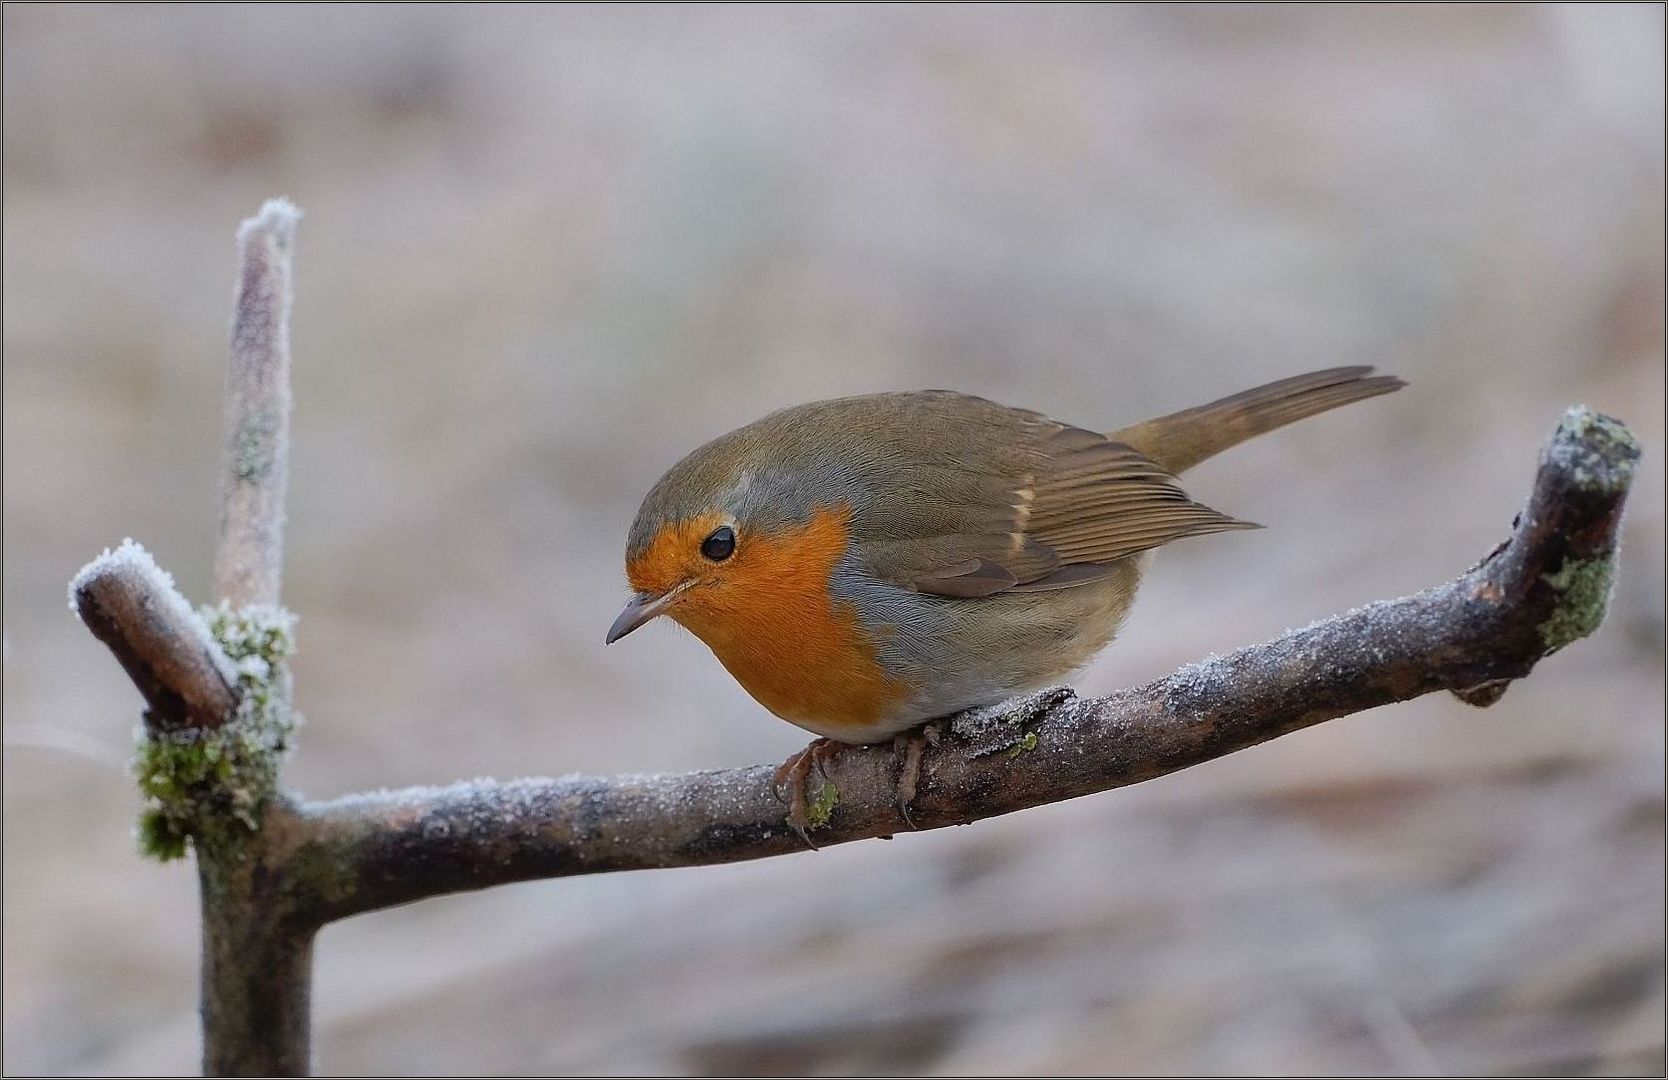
[[199, 198, 313, 1076], [200, 860, 314, 1077], [214, 198, 300, 609]]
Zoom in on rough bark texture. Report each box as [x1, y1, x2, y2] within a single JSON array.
[[67, 200, 1638, 1076], [198, 817, 316, 1078]]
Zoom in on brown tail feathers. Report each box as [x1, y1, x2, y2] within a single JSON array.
[[1107, 366, 1405, 475]]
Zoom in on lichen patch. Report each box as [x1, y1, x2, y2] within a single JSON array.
[[134, 603, 299, 860], [1537, 557, 1614, 654]]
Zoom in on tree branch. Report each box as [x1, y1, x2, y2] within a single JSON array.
[[275, 406, 1637, 927], [73, 199, 313, 1075], [69, 541, 239, 732], [215, 197, 300, 609], [199, 197, 312, 1077]]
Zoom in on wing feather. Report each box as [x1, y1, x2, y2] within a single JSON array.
[[848, 394, 1251, 598]]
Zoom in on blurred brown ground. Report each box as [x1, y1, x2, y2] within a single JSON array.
[[3, 4, 1663, 1075]]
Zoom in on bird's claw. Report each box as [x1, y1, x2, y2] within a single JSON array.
[[774, 738, 841, 850], [776, 725, 940, 845], [892, 722, 941, 830]]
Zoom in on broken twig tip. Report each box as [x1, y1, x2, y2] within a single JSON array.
[[237, 198, 302, 252]]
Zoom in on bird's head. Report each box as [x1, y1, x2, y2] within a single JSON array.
[[606, 428, 857, 647]]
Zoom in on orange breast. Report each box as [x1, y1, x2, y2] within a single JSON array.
[[640, 505, 910, 741]]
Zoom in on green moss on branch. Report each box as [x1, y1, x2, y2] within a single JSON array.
[[803, 780, 840, 831], [1537, 557, 1615, 654], [134, 604, 299, 860]]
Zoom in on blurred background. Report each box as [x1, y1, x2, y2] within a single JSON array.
[[3, 3, 1663, 1074]]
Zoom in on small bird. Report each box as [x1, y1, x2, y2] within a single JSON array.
[[608, 366, 1403, 838]]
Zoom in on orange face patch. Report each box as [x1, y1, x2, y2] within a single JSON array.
[[626, 505, 909, 736], [626, 510, 732, 598]]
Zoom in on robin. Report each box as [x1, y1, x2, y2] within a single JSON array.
[[607, 366, 1403, 840]]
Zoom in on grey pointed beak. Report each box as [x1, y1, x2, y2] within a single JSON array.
[[605, 583, 689, 644]]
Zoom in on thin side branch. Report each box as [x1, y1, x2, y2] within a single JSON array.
[[269, 407, 1637, 928], [215, 197, 300, 609], [70, 541, 239, 732]]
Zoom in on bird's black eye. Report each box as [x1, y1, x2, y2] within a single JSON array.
[[701, 525, 736, 562]]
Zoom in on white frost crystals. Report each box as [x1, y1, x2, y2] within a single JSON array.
[[69, 538, 202, 628]]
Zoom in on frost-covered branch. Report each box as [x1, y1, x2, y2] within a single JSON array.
[[215, 198, 300, 609], [70, 541, 239, 733], [71, 199, 310, 1076], [271, 407, 1637, 926]]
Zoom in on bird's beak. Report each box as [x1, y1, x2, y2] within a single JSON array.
[[605, 582, 691, 644]]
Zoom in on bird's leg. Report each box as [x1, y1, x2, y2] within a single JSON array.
[[891, 721, 942, 829], [773, 737, 842, 849]]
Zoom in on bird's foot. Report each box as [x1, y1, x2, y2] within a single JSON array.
[[773, 737, 843, 849], [891, 722, 942, 829]]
